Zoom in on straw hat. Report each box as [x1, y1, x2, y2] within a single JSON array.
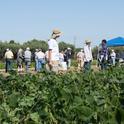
[[52, 29, 61, 34], [51, 29, 62, 39]]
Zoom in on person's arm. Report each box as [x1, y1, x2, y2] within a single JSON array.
[[48, 50, 52, 61], [83, 46, 88, 61], [4, 52, 7, 59], [48, 39, 53, 65]]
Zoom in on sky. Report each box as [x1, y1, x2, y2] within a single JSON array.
[[0, 0, 124, 47]]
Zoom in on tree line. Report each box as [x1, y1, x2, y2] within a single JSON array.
[[0, 39, 76, 60], [1, 39, 124, 60]]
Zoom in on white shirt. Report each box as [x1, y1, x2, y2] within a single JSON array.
[[36, 51, 45, 59], [24, 50, 31, 59], [59, 53, 64, 62], [84, 45, 93, 62], [48, 39, 59, 61], [5, 50, 14, 59], [111, 52, 116, 58]]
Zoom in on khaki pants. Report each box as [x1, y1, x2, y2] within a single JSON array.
[[77, 59, 84, 69], [46, 60, 59, 73]]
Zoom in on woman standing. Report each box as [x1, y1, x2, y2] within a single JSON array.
[[17, 48, 24, 72]]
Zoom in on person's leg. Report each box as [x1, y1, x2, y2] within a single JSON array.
[[38, 59, 42, 71], [51, 61, 59, 73], [8, 59, 11, 71], [84, 62, 88, 72], [35, 59, 38, 71], [10, 59, 13, 71], [68, 59, 71, 68], [25, 61, 28, 72], [112, 58, 115, 66], [88, 61, 91, 70], [27, 61, 31, 72], [5, 59, 8, 72]]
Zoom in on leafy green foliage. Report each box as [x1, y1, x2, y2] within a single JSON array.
[[0, 67, 124, 123]]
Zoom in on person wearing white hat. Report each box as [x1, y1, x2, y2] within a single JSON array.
[[24, 47, 31, 72], [36, 49, 45, 72], [83, 40, 93, 72], [4, 48, 14, 72], [110, 49, 116, 66], [64, 47, 72, 68], [47, 29, 61, 73]]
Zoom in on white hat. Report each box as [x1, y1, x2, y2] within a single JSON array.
[[6, 48, 9, 51], [85, 40, 91, 44], [67, 47, 71, 50], [81, 49, 84, 52], [26, 47, 30, 50]]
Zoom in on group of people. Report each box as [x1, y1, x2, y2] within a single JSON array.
[[76, 39, 117, 71], [4, 29, 73, 73], [76, 40, 93, 72], [4, 29, 117, 73]]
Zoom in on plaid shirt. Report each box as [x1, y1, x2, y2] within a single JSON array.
[[100, 44, 108, 59]]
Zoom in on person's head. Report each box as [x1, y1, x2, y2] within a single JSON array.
[[85, 40, 91, 46], [51, 29, 61, 39], [67, 47, 71, 51], [35, 49, 38, 52], [6, 48, 9, 51], [81, 49, 84, 52], [112, 49, 114, 52], [26, 47, 30, 51], [102, 39, 107, 45], [39, 48, 42, 51], [18, 48, 23, 53]]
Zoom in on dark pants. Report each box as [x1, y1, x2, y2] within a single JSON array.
[[100, 59, 107, 70], [100, 62, 107, 70], [83, 61, 91, 72], [5, 59, 13, 72], [25, 59, 31, 72]]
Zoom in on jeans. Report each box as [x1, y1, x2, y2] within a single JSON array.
[[67, 59, 71, 68], [5, 59, 13, 72], [111, 57, 116, 66], [100, 59, 107, 70], [37, 58, 43, 72], [25, 59, 31, 72], [83, 61, 91, 72], [35, 59, 38, 71]]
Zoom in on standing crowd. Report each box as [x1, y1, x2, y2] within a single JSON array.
[[4, 29, 117, 73], [4, 29, 73, 73]]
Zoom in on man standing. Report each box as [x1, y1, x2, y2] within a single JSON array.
[[48, 29, 61, 73], [4, 48, 14, 72], [36, 49, 45, 72], [99, 39, 108, 70], [24, 47, 31, 72], [64, 47, 72, 69], [83, 40, 93, 72]]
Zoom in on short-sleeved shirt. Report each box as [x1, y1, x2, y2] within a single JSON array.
[[48, 39, 59, 61]]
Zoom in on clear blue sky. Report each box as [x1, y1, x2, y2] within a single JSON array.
[[0, 0, 124, 47]]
